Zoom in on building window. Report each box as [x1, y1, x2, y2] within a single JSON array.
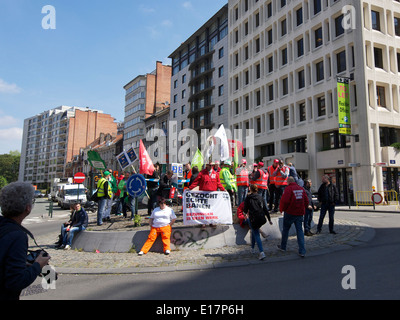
[[297, 38, 304, 57], [281, 19, 287, 37], [267, 28, 273, 45], [299, 102, 306, 122], [372, 10, 381, 31], [255, 12, 260, 28], [374, 47, 383, 69], [255, 63, 261, 79], [335, 15, 345, 37], [379, 127, 400, 147], [317, 96, 326, 117], [282, 77, 288, 95], [283, 108, 289, 126], [218, 104, 224, 115], [256, 117, 261, 134], [376, 86, 386, 107], [315, 27, 323, 48], [268, 56, 273, 72], [281, 47, 288, 66], [181, 105, 185, 114], [219, 66, 224, 77], [316, 61, 324, 82], [268, 84, 274, 101], [244, 95, 250, 110], [296, 7, 303, 26], [266, 2, 272, 18], [395, 17, 400, 36], [219, 47, 224, 59], [256, 90, 261, 106], [314, 0, 321, 15], [218, 85, 224, 96], [244, 70, 249, 85], [255, 37, 260, 53], [337, 50, 346, 73], [298, 69, 305, 89], [269, 113, 274, 130]]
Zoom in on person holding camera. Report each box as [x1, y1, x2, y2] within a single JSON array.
[[0, 182, 51, 300]]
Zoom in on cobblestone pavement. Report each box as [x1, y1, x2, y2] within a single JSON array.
[[29, 206, 374, 274]]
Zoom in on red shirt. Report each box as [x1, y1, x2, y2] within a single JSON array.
[[279, 182, 309, 216], [188, 168, 225, 192]]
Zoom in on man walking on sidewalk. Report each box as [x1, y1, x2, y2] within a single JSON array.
[[277, 177, 309, 257]]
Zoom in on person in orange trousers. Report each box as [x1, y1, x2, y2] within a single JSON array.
[[138, 197, 176, 255]]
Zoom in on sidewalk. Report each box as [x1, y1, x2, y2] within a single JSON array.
[[30, 206, 376, 275], [336, 204, 399, 213]]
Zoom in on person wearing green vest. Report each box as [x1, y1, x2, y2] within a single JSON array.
[[96, 171, 113, 226], [118, 171, 133, 219], [220, 160, 237, 207]]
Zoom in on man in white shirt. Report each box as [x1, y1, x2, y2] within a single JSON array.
[[138, 197, 176, 255]]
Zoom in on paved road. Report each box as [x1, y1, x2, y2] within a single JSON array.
[[20, 201, 400, 300]]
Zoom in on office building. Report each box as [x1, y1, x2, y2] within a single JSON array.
[[169, 4, 229, 163], [19, 106, 117, 188], [123, 61, 171, 152], [228, 0, 400, 203]]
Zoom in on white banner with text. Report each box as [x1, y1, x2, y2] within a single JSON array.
[[183, 190, 233, 225]]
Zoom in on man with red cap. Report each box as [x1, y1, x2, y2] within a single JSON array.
[[267, 159, 280, 211], [235, 159, 249, 205], [188, 161, 225, 192], [251, 161, 269, 210], [271, 159, 289, 212]]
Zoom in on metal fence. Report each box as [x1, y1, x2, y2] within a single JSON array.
[[355, 190, 399, 209]]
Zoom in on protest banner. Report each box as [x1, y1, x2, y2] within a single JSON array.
[[183, 190, 233, 225]]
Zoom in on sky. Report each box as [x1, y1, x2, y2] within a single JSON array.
[[0, 0, 228, 154]]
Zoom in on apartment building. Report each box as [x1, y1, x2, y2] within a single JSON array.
[[228, 0, 400, 203], [19, 106, 118, 188], [123, 61, 171, 153], [168, 4, 229, 164]]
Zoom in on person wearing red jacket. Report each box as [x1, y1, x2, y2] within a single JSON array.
[[188, 162, 225, 192], [277, 177, 309, 257]]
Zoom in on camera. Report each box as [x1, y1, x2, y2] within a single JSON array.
[[26, 249, 48, 265], [27, 249, 58, 282]]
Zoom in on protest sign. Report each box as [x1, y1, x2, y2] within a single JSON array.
[[183, 190, 233, 225]]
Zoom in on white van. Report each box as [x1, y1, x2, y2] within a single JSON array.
[[57, 184, 87, 209]]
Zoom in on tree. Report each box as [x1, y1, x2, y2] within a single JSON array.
[[0, 151, 20, 183], [0, 176, 7, 189]]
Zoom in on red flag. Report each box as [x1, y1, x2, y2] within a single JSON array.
[[139, 140, 155, 175]]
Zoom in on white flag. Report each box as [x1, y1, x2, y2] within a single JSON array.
[[214, 124, 230, 161]]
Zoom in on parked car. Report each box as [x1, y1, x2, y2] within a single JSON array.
[[34, 190, 45, 198]]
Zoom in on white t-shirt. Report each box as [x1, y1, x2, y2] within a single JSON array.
[[150, 206, 177, 228]]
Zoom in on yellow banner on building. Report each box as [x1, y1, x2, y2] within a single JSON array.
[[337, 76, 351, 135]]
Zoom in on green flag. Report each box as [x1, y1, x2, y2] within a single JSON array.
[[87, 150, 107, 171], [233, 141, 239, 172], [191, 148, 204, 171]]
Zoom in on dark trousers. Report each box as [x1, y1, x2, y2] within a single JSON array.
[[274, 186, 285, 211], [317, 203, 335, 232], [268, 184, 276, 210], [304, 208, 313, 232]]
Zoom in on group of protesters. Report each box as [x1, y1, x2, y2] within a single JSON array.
[[63, 160, 339, 259], [176, 159, 339, 260]]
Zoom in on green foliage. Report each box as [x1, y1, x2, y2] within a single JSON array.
[[0, 151, 20, 183], [133, 214, 142, 227], [0, 176, 8, 189], [390, 142, 400, 151]]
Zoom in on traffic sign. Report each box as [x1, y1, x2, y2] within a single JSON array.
[[371, 193, 383, 204], [74, 172, 86, 184], [126, 174, 147, 197]]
